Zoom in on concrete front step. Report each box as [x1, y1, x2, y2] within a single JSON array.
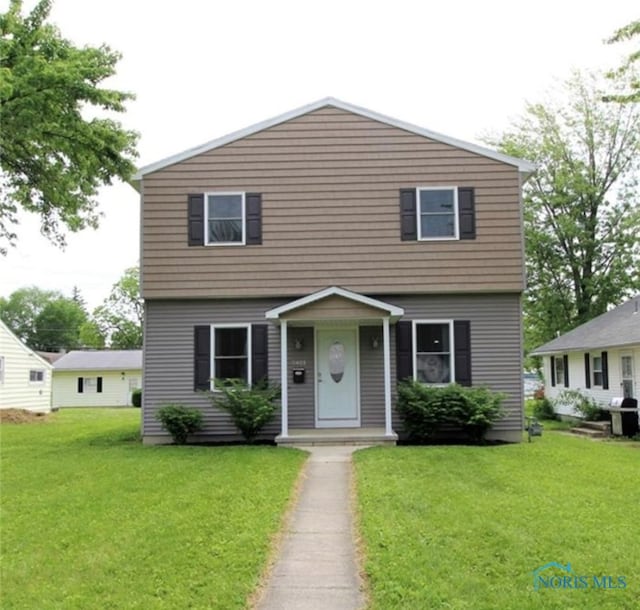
[[569, 426, 610, 439], [579, 420, 611, 432], [276, 427, 398, 447]]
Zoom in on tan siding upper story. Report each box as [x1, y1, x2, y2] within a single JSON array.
[[280, 295, 389, 321], [141, 106, 524, 298]]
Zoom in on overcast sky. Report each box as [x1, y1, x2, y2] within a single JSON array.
[[1, 0, 637, 309]]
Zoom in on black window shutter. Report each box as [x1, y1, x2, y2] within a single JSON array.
[[194, 325, 211, 391], [396, 321, 413, 380], [251, 324, 269, 383], [584, 353, 591, 389], [453, 321, 472, 386], [400, 189, 417, 241], [563, 355, 569, 387], [188, 194, 205, 246], [458, 187, 476, 240], [601, 351, 609, 390], [550, 356, 556, 387], [77, 377, 84, 393], [245, 193, 262, 245], [97, 377, 103, 393]]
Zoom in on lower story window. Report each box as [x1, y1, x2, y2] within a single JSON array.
[[78, 377, 103, 393], [213, 325, 250, 385], [413, 321, 453, 384], [29, 369, 45, 383], [592, 356, 603, 387]]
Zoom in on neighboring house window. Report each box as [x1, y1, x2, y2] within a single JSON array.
[[206, 193, 245, 245], [29, 369, 45, 383], [212, 325, 251, 386], [592, 355, 603, 387], [412, 321, 454, 384], [417, 187, 458, 240], [552, 356, 569, 387], [77, 377, 103, 393]]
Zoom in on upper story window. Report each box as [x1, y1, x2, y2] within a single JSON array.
[[400, 187, 474, 242], [413, 321, 454, 384], [206, 193, 245, 245], [418, 187, 458, 240], [29, 369, 45, 383]]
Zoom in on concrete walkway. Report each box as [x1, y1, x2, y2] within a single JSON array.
[[256, 446, 366, 610]]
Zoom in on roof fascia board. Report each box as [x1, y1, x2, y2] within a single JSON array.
[[133, 97, 536, 181], [265, 286, 404, 320], [0, 320, 53, 370]]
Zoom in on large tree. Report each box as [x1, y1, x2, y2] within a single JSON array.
[[605, 19, 640, 103], [0, 286, 58, 345], [0, 0, 138, 253], [83, 266, 143, 349], [0, 286, 88, 350], [489, 71, 640, 356]]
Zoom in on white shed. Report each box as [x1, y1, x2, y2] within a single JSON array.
[[52, 350, 142, 408], [0, 320, 53, 412]]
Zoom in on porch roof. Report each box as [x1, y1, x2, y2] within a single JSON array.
[[265, 286, 404, 323]]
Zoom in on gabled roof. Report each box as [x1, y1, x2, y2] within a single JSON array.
[[265, 286, 404, 322], [133, 97, 536, 184], [531, 297, 640, 355], [0, 320, 53, 369], [53, 350, 142, 371]]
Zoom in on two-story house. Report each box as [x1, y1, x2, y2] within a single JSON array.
[[133, 98, 534, 445]]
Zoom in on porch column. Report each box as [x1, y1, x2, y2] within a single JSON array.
[[280, 320, 288, 438], [383, 317, 392, 436]]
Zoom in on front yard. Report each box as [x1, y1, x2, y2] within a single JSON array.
[[0, 409, 305, 609], [354, 434, 640, 609], [3, 409, 639, 609]]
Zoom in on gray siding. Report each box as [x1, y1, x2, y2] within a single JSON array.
[[287, 327, 314, 428], [383, 293, 523, 432], [143, 292, 522, 440], [143, 298, 287, 438], [359, 326, 386, 427]]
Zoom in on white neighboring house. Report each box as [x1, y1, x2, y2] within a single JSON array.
[[0, 320, 53, 412], [53, 350, 142, 408], [530, 296, 640, 417]]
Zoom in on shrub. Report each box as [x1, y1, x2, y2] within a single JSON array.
[[532, 397, 556, 420], [156, 404, 203, 444], [131, 388, 142, 408], [555, 389, 607, 421], [533, 387, 545, 400], [211, 379, 280, 443], [396, 380, 505, 443]]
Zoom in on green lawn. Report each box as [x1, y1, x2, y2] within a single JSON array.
[[0, 409, 306, 609], [354, 433, 640, 609]]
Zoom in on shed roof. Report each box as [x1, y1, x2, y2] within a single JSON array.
[[132, 97, 536, 184], [53, 350, 142, 371], [531, 297, 640, 355]]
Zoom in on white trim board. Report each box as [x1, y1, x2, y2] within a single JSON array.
[[132, 97, 536, 184]]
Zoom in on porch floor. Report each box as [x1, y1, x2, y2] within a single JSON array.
[[276, 427, 398, 447]]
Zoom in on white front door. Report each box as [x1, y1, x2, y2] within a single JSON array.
[[316, 328, 360, 427]]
